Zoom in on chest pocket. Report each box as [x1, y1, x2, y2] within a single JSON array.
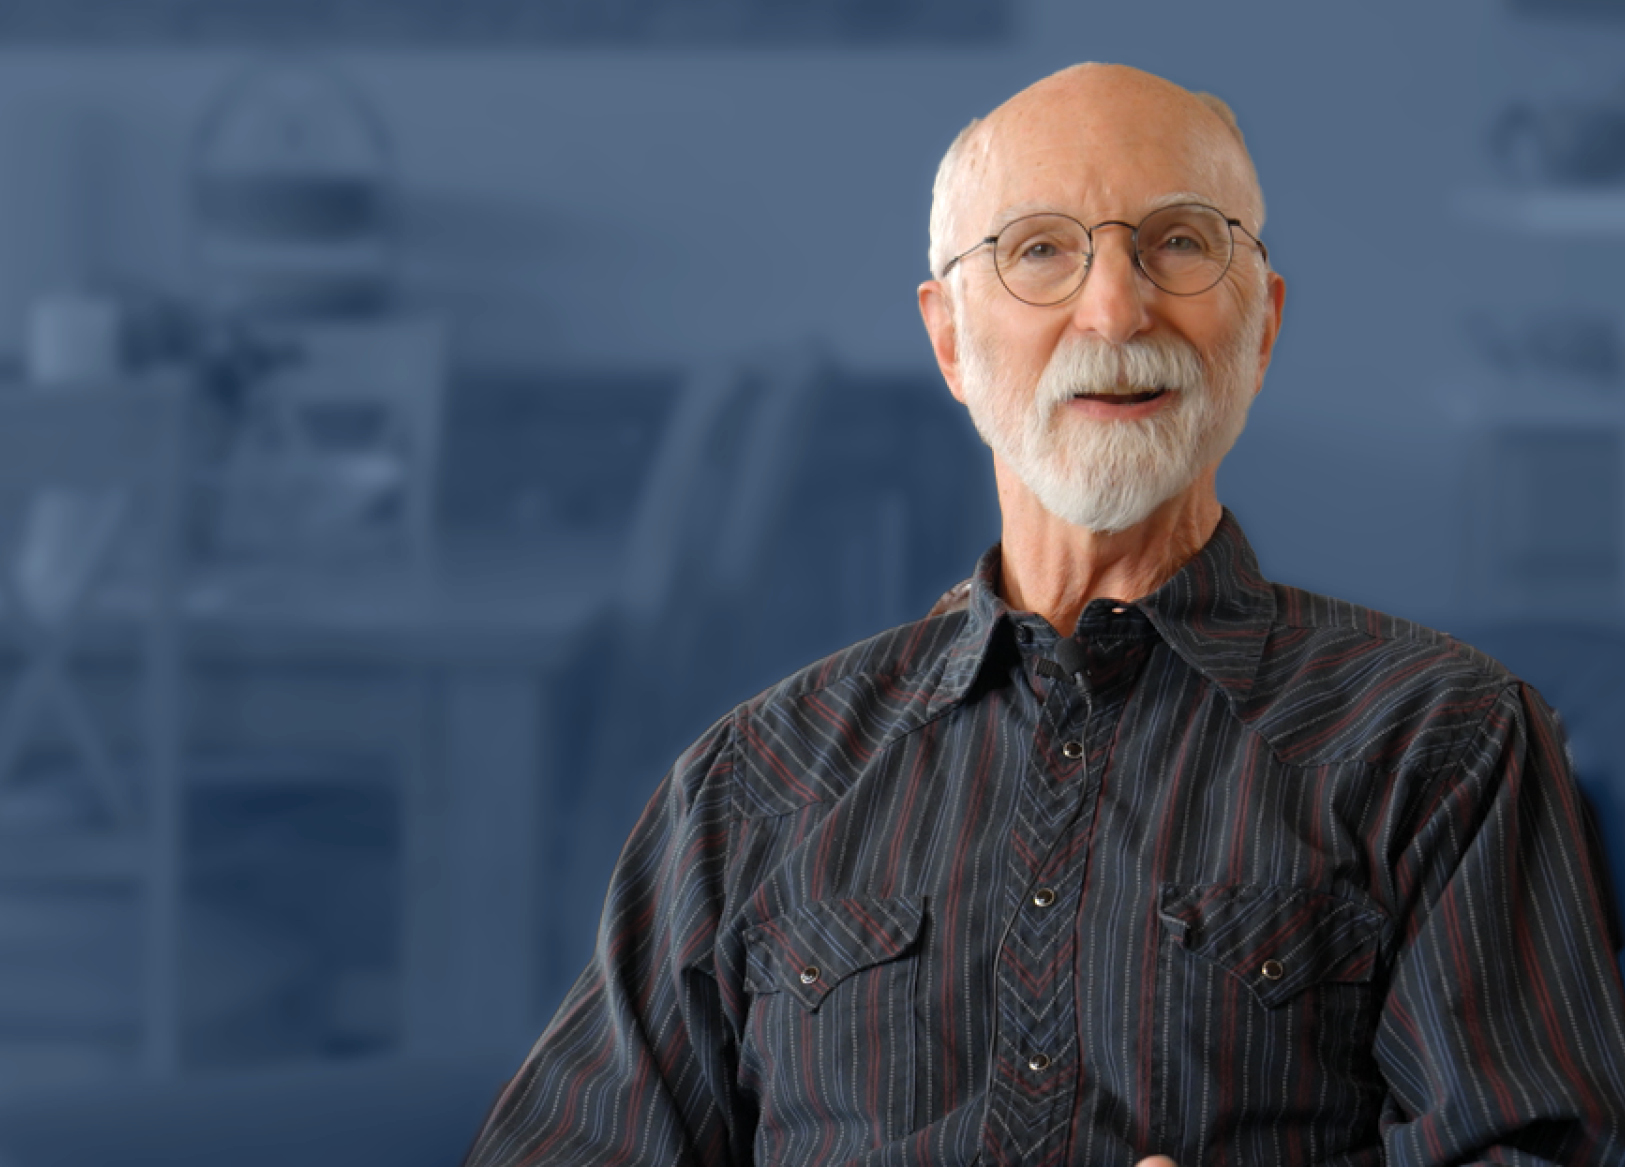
[[744, 894, 925, 1011], [740, 895, 927, 1150], [1158, 884, 1389, 1008]]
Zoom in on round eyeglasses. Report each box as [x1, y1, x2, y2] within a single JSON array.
[[937, 203, 1269, 304]]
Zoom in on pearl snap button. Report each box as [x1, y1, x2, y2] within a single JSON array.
[[1032, 887, 1057, 908], [1260, 959, 1285, 981], [1028, 1053, 1050, 1072], [800, 966, 820, 985], [1061, 740, 1084, 760]]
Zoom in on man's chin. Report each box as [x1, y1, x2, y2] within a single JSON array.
[[1027, 467, 1189, 535]]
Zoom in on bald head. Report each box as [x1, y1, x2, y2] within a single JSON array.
[[928, 63, 1265, 280]]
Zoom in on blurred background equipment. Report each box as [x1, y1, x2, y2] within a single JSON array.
[[200, 316, 445, 572], [191, 61, 397, 321]]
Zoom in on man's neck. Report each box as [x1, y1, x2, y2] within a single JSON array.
[[994, 458, 1222, 635]]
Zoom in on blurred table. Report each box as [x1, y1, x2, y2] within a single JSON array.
[[185, 533, 613, 662], [178, 530, 619, 1057]]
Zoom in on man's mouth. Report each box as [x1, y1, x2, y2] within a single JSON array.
[[1071, 387, 1170, 406]]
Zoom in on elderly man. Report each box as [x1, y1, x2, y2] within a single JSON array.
[[462, 64, 1625, 1166]]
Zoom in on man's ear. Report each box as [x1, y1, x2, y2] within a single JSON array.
[[1251, 270, 1286, 396], [919, 279, 966, 403]]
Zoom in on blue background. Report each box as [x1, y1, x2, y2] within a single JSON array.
[[0, 0, 1623, 1163]]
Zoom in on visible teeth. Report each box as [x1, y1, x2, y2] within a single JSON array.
[[1074, 387, 1167, 402]]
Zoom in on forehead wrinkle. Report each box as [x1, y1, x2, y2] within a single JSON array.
[[988, 190, 1232, 234]]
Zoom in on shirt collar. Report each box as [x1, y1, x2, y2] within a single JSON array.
[[1134, 508, 1275, 704], [926, 508, 1274, 716]]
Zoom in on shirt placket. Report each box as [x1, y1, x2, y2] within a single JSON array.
[[982, 636, 1109, 1166]]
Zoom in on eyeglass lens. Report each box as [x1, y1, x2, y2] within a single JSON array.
[[992, 205, 1236, 304]]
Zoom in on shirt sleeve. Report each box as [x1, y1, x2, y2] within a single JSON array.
[[460, 710, 749, 1167], [1375, 681, 1625, 1165]]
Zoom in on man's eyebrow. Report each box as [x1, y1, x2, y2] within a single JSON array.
[[988, 191, 1222, 232], [988, 201, 1057, 231]]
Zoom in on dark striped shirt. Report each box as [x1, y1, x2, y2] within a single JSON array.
[[465, 511, 1625, 1166]]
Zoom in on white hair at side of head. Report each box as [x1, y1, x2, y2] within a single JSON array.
[[928, 115, 986, 283], [1191, 90, 1267, 231]]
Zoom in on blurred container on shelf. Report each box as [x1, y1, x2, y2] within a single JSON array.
[[15, 290, 134, 629], [202, 316, 445, 571], [1464, 307, 1622, 387], [25, 291, 121, 385], [1491, 81, 1625, 186]]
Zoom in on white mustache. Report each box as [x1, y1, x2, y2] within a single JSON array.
[[1036, 336, 1205, 409]]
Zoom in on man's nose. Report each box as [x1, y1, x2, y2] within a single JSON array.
[[1067, 227, 1153, 346]]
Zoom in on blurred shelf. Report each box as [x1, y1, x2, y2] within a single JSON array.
[[186, 748, 396, 789], [1453, 186, 1625, 234], [0, 831, 147, 883], [1433, 378, 1625, 425]]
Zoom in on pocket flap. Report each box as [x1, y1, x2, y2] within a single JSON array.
[[745, 896, 926, 1012], [1158, 884, 1387, 1008]]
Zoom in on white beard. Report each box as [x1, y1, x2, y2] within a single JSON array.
[[956, 304, 1265, 534]]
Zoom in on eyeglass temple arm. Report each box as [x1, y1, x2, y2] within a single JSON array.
[[936, 236, 999, 281], [1228, 218, 1270, 265]]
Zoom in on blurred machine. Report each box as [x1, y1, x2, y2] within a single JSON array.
[[0, 382, 186, 1084]]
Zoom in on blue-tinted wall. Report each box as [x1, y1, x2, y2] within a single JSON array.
[[0, 1, 1621, 1163]]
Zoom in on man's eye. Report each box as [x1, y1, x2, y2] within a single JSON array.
[[1018, 240, 1065, 261], [1156, 233, 1200, 253]]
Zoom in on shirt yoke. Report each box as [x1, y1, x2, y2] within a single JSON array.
[[718, 570, 1542, 821], [1246, 581, 1525, 773], [724, 610, 979, 820]]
